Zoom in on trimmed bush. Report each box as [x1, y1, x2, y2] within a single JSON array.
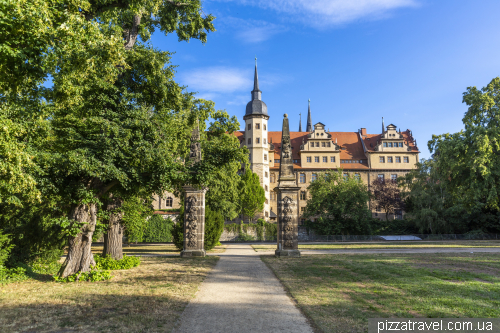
[[143, 215, 173, 242], [95, 254, 140, 270]]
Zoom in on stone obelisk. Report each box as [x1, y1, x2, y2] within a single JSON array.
[[181, 119, 208, 257], [275, 114, 301, 257]]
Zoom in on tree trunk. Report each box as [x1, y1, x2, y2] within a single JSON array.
[[59, 203, 97, 278], [102, 196, 124, 260]]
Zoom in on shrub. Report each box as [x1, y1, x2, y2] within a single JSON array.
[[95, 254, 140, 270], [204, 207, 224, 250], [0, 230, 12, 267], [54, 264, 112, 282], [143, 215, 173, 242], [237, 233, 255, 241]]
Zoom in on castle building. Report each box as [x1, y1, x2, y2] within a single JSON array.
[[154, 62, 420, 221]]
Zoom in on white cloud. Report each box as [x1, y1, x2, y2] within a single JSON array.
[[227, 94, 249, 105], [216, 0, 419, 27], [180, 67, 252, 93], [223, 17, 287, 43]]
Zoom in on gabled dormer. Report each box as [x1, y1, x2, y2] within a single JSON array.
[[373, 124, 409, 152]]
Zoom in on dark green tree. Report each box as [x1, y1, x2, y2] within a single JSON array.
[[304, 170, 375, 235], [239, 169, 266, 223]]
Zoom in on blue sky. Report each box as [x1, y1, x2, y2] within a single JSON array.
[[151, 0, 500, 159]]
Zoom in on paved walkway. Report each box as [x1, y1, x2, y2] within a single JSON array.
[[173, 244, 314, 333]]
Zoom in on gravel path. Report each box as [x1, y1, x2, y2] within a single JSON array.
[[173, 244, 314, 333]]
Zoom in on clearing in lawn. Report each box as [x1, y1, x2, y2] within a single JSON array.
[[262, 253, 500, 333], [252, 240, 500, 252], [0, 256, 219, 333]]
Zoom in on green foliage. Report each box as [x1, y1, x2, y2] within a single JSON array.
[[0, 265, 28, 284], [143, 215, 174, 242], [204, 207, 224, 250], [239, 169, 266, 223], [429, 77, 500, 211], [223, 221, 277, 241], [304, 170, 376, 235], [237, 233, 256, 241], [54, 264, 112, 283], [0, 230, 12, 267], [95, 254, 140, 270], [172, 205, 184, 251]]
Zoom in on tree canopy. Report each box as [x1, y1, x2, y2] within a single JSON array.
[[239, 168, 266, 223], [303, 171, 375, 235]]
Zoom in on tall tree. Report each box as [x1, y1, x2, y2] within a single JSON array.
[[304, 171, 374, 235], [371, 177, 403, 221], [239, 169, 266, 223], [429, 77, 500, 212]]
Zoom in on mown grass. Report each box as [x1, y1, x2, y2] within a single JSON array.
[[89, 244, 227, 255], [262, 253, 500, 333], [252, 240, 500, 252], [0, 256, 219, 333]]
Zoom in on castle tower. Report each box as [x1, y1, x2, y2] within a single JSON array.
[[243, 58, 270, 220]]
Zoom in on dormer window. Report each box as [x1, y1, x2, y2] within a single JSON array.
[[327, 142, 330, 147], [321, 142, 325, 147], [315, 142, 319, 147], [384, 143, 387, 147]]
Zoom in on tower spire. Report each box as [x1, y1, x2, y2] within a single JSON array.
[[306, 99, 312, 132], [299, 113, 302, 132], [382, 117, 385, 134], [251, 57, 261, 101]]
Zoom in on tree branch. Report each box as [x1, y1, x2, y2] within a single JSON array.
[[123, 15, 141, 51]]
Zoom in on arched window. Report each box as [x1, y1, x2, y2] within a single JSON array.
[[166, 197, 173, 207]]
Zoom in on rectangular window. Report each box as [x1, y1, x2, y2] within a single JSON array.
[[307, 157, 311, 163], [264, 124, 267, 130], [301, 207, 306, 212], [380, 156, 385, 163], [343, 173, 348, 180], [378, 174, 384, 181], [248, 138, 251, 145], [384, 142, 388, 147], [275, 159, 280, 163], [404, 157, 409, 163], [311, 173, 317, 181], [256, 123, 260, 129], [323, 156, 327, 162], [300, 191, 306, 200], [355, 173, 360, 180], [310, 143, 314, 147], [265, 185, 268, 191], [264, 139, 267, 144], [322, 142, 325, 147], [391, 174, 397, 182], [376, 205, 381, 212], [264, 154, 267, 161], [265, 211, 269, 217], [256, 138, 260, 144], [270, 173, 275, 183], [315, 156, 319, 163], [395, 156, 401, 163], [300, 173, 306, 183], [331, 156, 335, 162], [327, 142, 331, 147], [271, 192, 276, 200], [315, 142, 320, 147], [388, 157, 393, 163], [248, 124, 251, 130], [400, 142, 404, 147], [265, 199, 268, 204], [293, 159, 300, 163], [265, 171, 268, 178], [395, 209, 403, 220], [389, 142, 393, 147]]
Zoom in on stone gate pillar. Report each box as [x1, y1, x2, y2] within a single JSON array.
[[181, 186, 208, 257], [181, 119, 208, 258], [275, 114, 301, 257]]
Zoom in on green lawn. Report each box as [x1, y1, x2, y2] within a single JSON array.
[[0, 257, 219, 333], [262, 253, 500, 333], [252, 240, 500, 252], [90, 244, 227, 255]]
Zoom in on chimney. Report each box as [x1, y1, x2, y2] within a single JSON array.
[[360, 128, 367, 136]]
